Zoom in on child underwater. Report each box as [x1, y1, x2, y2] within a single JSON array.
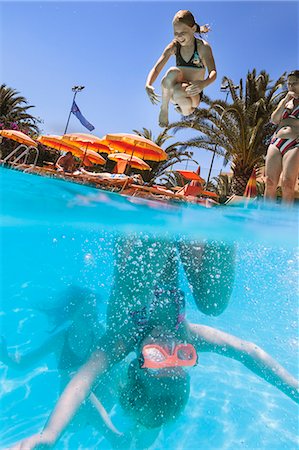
[[9, 238, 298, 449]]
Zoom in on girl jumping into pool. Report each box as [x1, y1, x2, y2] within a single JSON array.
[[11, 237, 298, 449], [145, 10, 217, 127], [265, 70, 299, 203]]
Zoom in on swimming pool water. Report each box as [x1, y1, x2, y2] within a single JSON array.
[[0, 167, 298, 449]]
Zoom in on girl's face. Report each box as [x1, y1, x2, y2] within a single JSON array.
[[138, 328, 187, 378], [287, 76, 299, 96], [173, 22, 196, 46]]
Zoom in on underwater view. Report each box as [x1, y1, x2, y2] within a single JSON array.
[[0, 167, 298, 449], [1, 2, 299, 448]]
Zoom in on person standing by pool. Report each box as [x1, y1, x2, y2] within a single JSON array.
[[145, 10, 216, 127], [265, 70, 299, 203], [10, 238, 298, 449]]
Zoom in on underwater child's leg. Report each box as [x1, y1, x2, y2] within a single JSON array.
[[107, 234, 176, 332], [178, 240, 236, 316]]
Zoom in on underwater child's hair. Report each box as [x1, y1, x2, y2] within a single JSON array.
[[119, 359, 190, 428]]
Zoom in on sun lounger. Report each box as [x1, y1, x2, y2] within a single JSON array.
[[225, 195, 257, 206]]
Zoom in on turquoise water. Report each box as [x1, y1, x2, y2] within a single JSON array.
[[0, 167, 298, 449]]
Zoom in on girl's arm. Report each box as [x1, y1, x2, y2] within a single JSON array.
[[89, 392, 122, 436], [12, 331, 136, 450], [271, 92, 295, 124], [145, 42, 176, 104], [200, 41, 217, 87], [0, 333, 63, 370], [12, 349, 110, 450], [186, 41, 216, 96], [190, 324, 299, 403]]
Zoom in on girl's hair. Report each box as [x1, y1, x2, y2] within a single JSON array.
[[36, 286, 98, 330], [119, 359, 190, 428], [288, 70, 299, 79], [173, 10, 207, 34]]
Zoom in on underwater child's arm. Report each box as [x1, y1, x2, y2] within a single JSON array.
[[11, 348, 110, 450], [89, 392, 123, 436], [11, 329, 137, 450], [145, 41, 176, 104], [190, 324, 299, 403], [0, 333, 63, 370]]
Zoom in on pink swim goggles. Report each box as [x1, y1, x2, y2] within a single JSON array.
[[141, 343, 197, 369]]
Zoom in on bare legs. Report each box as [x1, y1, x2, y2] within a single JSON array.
[[159, 67, 200, 127], [178, 241, 236, 316], [265, 144, 283, 200], [265, 144, 299, 203], [281, 147, 299, 203]]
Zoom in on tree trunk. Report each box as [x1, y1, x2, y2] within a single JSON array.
[[231, 173, 251, 196]]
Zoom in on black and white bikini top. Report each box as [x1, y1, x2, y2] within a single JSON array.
[[175, 38, 205, 70]]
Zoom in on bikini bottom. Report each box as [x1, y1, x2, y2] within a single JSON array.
[[270, 136, 299, 155]]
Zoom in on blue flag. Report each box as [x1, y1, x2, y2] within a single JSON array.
[[71, 100, 95, 131]]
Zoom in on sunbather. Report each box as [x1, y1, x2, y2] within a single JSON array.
[[55, 151, 77, 173]]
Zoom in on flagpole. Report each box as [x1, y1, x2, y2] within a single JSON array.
[[63, 85, 85, 135]]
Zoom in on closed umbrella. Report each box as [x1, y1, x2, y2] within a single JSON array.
[[244, 168, 257, 197]]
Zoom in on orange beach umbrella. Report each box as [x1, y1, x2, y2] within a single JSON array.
[[100, 133, 167, 162], [38, 135, 106, 165], [63, 133, 111, 154], [0, 130, 37, 147], [108, 153, 151, 171], [244, 168, 257, 198], [176, 170, 205, 184]]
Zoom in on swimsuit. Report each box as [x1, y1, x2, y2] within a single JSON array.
[[281, 103, 299, 120], [152, 287, 186, 330], [129, 288, 186, 332], [175, 39, 205, 70], [270, 136, 299, 155], [271, 103, 299, 155], [174, 39, 204, 113], [58, 328, 96, 370]]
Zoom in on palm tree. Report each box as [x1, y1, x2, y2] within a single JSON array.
[[132, 127, 197, 184], [207, 173, 232, 203], [168, 70, 287, 195], [159, 170, 184, 189], [0, 84, 41, 135]]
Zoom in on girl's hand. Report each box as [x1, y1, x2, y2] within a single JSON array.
[[145, 85, 160, 105], [185, 80, 206, 96], [9, 432, 55, 450], [284, 91, 296, 103]]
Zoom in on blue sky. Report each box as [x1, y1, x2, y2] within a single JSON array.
[[1, 1, 298, 179]]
